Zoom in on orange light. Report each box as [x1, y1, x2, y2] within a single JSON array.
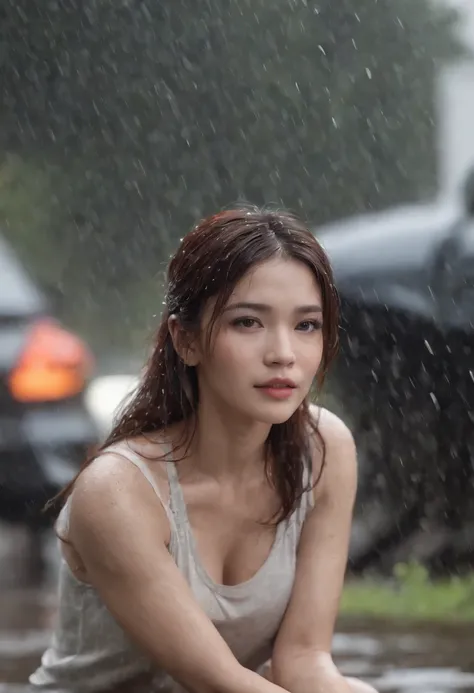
[[9, 319, 95, 403]]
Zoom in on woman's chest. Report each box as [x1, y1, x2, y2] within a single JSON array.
[[170, 475, 303, 653], [173, 497, 299, 630], [184, 538, 297, 662], [181, 483, 283, 587]]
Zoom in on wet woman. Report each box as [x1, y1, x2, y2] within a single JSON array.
[[30, 208, 377, 693]]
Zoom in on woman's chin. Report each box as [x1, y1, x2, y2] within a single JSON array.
[[252, 401, 300, 425]]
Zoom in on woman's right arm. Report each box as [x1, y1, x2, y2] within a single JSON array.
[[69, 455, 286, 693]]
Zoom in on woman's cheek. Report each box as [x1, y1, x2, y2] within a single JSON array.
[[210, 334, 245, 368], [302, 342, 324, 372], [216, 329, 256, 360]]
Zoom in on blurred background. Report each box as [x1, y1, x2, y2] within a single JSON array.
[[2, 0, 474, 691]]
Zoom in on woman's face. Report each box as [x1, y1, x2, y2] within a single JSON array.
[[193, 257, 324, 425]]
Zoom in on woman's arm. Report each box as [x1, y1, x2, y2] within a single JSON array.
[[271, 408, 357, 693], [69, 454, 289, 693]]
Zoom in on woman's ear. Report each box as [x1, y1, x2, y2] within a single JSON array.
[[168, 314, 200, 366]]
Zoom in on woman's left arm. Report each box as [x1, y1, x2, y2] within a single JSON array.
[[271, 407, 357, 693]]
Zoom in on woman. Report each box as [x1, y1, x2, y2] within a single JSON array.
[[30, 208, 377, 693]]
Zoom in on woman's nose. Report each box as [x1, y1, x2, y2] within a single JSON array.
[[263, 330, 296, 366]]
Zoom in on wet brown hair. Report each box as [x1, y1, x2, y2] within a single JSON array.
[[52, 206, 340, 523]]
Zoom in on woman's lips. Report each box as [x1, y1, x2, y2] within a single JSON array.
[[257, 386, 294, 400], [255, 380, 296, 400]]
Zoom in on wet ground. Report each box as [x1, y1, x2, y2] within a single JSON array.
[[1, 523, 474, 693]]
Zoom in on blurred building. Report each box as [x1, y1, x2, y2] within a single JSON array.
[[438, 0, 474, 200]]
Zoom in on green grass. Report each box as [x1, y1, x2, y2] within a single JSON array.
[[340, 563, 474, 623]]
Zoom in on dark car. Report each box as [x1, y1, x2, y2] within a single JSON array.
[[317, 176, 474, 575], [0, 235, 99, 557]]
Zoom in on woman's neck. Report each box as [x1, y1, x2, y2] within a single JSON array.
[[176, 398, 271, 482]]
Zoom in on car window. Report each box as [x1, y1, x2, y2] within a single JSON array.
[[0, 236, 44, 316]]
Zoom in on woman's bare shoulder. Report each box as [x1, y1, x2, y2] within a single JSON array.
[[68, 440, 172, 550], [308, 403, 355, 450], [76, 439, 167, 494], [308, 404, 357, 502]]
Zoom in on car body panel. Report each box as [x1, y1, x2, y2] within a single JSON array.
[[316, 200, 462, 323]]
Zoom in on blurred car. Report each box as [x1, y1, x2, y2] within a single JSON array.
[[317, 176, 474, 574], [0, 235, 99, 534]]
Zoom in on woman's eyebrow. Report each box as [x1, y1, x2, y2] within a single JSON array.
[[223, 302, 322, 314]]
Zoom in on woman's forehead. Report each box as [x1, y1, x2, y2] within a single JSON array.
[[229, 258, 321, 303]]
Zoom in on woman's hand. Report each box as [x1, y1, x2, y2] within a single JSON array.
[[268, 652, 376, 693], [270, 651, 353, 693]]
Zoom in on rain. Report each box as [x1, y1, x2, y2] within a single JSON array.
[[1, 0, 474, 690]]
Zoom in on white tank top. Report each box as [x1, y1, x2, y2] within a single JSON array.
[[30, 441, 314, 692]]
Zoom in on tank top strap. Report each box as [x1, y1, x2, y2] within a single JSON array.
[[55, 496, 71, 538], [164, 457, 189, 528], [105, 441, 176, 526]]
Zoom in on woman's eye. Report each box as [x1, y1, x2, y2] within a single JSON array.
[[297, 320, 322, 332], [233, 317, 260, 328]]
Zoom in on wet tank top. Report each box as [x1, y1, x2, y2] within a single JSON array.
[[29, 441, 314, 692]]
